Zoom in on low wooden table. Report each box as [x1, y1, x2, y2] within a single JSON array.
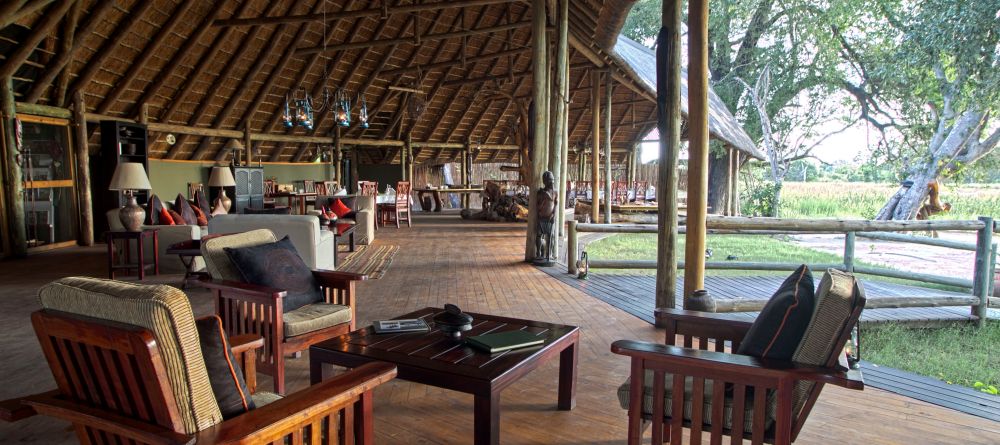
[[414, 187, 483, 212], [309, 307, 579, 445], [165, 234, 227, 288], [106, 229, 159, 280], [330, 222, 357, 268]]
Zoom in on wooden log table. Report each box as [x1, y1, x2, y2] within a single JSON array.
[[309, 307, 579, 445], [414, 187, 484, 211]]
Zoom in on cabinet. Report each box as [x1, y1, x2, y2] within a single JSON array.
[[94, 121, 149, 234], [208, 166, 263, 214]]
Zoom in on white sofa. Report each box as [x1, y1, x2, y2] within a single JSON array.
[[105, 209, 206, 274], [207, 214, 335, 270], [312, 194, 375, 245]]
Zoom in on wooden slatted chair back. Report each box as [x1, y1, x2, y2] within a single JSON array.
[[633, 181, 648, 203], [613, 181, 629, 205], [574, 181, 590, 198], [395, 181, 411, 206], [358, 181, 378, 197], [31, 310, 185, 439]]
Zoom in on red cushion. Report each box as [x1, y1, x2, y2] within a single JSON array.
[[159, 207, 175, 225], [167, 209, 186, 225], [191, 205, 209, 226], [330, 198, 352, 218]]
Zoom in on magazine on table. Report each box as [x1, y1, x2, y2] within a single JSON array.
[[373, 318, 430, 334]]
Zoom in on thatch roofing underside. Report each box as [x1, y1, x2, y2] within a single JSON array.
[[1, 0, 758, 165]]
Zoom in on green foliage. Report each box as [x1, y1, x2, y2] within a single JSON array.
[[862, 321, 1000, 391], [742, 181, 781, 217], [779, 182, 1000, 220]]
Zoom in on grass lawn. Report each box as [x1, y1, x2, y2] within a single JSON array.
[[585, 233, 997, 391]]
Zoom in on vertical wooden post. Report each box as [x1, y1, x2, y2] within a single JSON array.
[[655, 0, 682, 311], [1, 76, 27, 257], [972, 216, 994, 327], [525, 0, 549, 261], [590, 71, 600, 224], [843, 232, 856, 273], [683, 0, 710, 301], [604, 69, 613, 224], [551, 0, 569, 240], [724, 148, 733, 215], [72, 91, 93, 246], [351, 147, 359, 194], [402, 137, 409, 184], [567, 220, 578, 274], [406, 138, 414, 189], [730, 150, 740, 215]]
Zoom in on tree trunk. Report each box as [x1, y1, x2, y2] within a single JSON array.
[[771, 179, 783, 217], [706, 146, 729, 215]]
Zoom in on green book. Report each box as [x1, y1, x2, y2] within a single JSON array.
[[466, 330, 544, 353]]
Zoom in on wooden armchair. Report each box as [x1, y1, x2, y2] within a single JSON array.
[[612, 270, 866, 445], [0, 277, 396, 445], [199, 229, 367, 394]]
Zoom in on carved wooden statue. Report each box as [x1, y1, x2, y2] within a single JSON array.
[[535, 171, 558, 264]]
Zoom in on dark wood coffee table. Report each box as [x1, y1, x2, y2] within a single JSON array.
[[309, 307, 580, 445]]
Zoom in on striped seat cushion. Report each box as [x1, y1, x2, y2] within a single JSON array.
[[38, 277, 223, 433]]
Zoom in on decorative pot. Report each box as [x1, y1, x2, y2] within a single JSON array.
[[119, 195, 145, 232]]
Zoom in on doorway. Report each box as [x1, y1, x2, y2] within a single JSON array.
[[18, 115, 78, 253]]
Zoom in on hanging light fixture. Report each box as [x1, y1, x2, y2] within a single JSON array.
[[334, 88, 351, 127], [295, 94, 314, 130], [281, 95, 294, 128], [358, 93, 369, 129]]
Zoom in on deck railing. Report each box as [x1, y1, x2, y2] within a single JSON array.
[[566, 216, 998, 325]]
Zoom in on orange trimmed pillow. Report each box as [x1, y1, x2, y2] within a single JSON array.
[[159, 207, 175, 225], [330, 198, 352, 218], [191, 205, 208, 226]]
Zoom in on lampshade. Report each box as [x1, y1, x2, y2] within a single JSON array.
[[208, 166, 236, 187], [108, 162, 151, 191]]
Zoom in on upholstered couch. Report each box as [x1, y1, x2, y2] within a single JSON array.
[[313, 194, 375, 245], [207, 214, 335, 270], [106, 208, 206, 274]]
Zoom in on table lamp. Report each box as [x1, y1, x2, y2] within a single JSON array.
[[108, 162, 152, 232], [209, 166, 237, 212]]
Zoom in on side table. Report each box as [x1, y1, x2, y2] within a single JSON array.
[[106, 229, 159, 280]]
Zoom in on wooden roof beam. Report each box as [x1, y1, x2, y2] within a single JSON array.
[[171, 1, 287, 159], [25, 0, 83, 105], [157, 1, 258, 127], [295, 22, 531, 56], [212, 0, 523, 27], [0, 0, 53, 31], [64, 0, 153, 103], [94, 1, 196, 114], [380, 48, 530, 76], [0, 0, 74, 80]]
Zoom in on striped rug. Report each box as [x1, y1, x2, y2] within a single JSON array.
[[338, 245, 399, 279]]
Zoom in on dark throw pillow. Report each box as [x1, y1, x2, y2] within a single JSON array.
[[191, 205, 209, 226], [195, 316, 255, 419], [194, 189, 211, 219], [223, 236, 322, 312], [174, 194, 197, 227], [736, 264, 816, 360], [148, 194, 164, 225], [167, 208, 187, 225]]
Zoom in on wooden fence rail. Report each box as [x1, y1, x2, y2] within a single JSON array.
[[566, 216, 997, 327]]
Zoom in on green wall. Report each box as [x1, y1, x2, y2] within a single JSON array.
[[147, 160, 333, 197]]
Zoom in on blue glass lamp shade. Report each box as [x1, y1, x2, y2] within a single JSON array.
[[295, 98, 314, 131], [335, 89, 351, 127], [358, 95, 369, 129], [281, 97, 294, 128]]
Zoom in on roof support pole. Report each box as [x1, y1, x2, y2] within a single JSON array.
[[1, 76, 27, 257], [551, 0, 569, 240], [655, 0, 683, 312], [684, 0, 710, 303], [334, 127, 343, 186], [604, 69, 613, 224], [525, 0, 548, 262], [590, 71, 600, 224], [72, 91, 93, 246]]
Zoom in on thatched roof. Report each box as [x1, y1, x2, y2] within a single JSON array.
[[611, 35, 764, 160], [1, 0, 754, 165]]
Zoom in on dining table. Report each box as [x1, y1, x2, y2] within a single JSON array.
[[265, 191, 317, 214]]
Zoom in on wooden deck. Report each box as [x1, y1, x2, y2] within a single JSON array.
[[542, 269, 980, 326], [1, 213, 998, 444]]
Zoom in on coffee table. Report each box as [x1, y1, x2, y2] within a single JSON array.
[[309, 307, 579, 445], [330, 222, 357, 268]]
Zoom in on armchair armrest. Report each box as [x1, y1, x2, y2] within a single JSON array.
[[312, 270, 368, 287], [193, 362, 397, 444], [228, 334, 264, 394], [229, 334, 264, 356], [611, 340, 863, 390], [198, 277, 287, 304], [656, 308, 754, 347]]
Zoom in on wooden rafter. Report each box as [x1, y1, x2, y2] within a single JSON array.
[[212, 0, 518, 28], [380, 47, 530, 77], [0, 0, 53, 31], [64, 0, 153, 103], [0, 0, 74, 80], [295, 21, 530, 56], [169, 1, 287, 159], [94, 1, 196, 114]]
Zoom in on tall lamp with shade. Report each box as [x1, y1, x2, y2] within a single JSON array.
[[209, 166, 237, 212], [108, 162, 152, 232]]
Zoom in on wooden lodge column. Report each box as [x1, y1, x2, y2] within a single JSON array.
[[73, 91, 94, 246], [603, 70, 612, 224], [334, 127, 343, 186], [655, 0, 683, 310], [590, 71, 600, 224], [551, 0, 569, 241], [525, 0, 549, 261], [1, 76, 27, 257], [684, 0, 710, 301]]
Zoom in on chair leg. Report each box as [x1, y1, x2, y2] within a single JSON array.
[[273, 352, 286, 395]]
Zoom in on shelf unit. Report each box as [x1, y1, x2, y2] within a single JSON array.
[[94, 120, 149, 235]]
